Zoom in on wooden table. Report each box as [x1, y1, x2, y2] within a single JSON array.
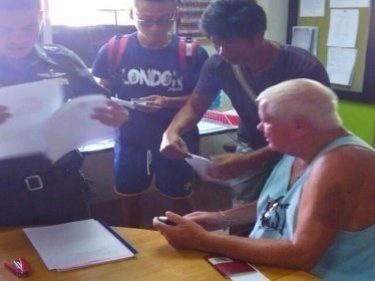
[[0, 227, 320, 280]]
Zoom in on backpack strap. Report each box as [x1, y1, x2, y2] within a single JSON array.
[[178, 36, 198, 79], [232, 64, 258, 106], [107, 35, 197, 79], [107, 34, 130, 77], [178, 37, 197, 65]]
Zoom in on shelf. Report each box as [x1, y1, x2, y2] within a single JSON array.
[[176, 0, 213, 38]]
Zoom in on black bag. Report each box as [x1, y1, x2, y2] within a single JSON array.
[[0, 150, 83, 181]]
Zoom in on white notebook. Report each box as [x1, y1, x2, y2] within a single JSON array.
[[23, 219, 136, 271]]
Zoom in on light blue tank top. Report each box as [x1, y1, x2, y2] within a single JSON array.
[[249, 135, 374, 281]]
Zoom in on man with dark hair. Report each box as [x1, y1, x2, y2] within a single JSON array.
[[161, 0, 330, 207], [200, 0, 267, 39], [0, 0, 127, 225], [92, 0, 208, 201]]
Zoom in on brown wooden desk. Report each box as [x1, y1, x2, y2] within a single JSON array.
[[0, 227, 320, 280]]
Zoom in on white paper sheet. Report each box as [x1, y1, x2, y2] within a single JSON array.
[[291, 26, 319, 55], [0, 79, 64, 159], [327, 9, 359, 48], [23, 219, 135, 271], [230, 271, 269, 281], [230, 271, 270, 281], [326, 47, 357, 85], [330, 0, 370, 8], [43, 95, 114, 162], [185, 154, 251, 187], [0, 79, 114, 162], [300, 0, 325, 17]]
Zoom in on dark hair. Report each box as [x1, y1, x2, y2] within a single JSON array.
[[0, 0, 41, 10], [200, 0, 267, 40]]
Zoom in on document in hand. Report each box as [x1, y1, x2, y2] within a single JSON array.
[[0, 79, 114, 162], [205, 256, 269, 281], [23, 219, 137, 271], [185, 154, 251, 187]]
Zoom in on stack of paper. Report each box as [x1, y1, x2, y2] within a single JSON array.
[[23, 219, 136, 271]]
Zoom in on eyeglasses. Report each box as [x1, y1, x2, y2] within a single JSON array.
[[135, 16, 175, 27]]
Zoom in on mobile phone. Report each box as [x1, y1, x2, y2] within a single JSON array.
[[130, 98, 148, 106], [157, 216, 175, 225], [110, 97, 135, 109]]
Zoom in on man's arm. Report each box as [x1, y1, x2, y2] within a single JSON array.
[[207, 147, 281, 179], [154, 152, 357, 270], [160, 92, 214, 158], [199, 158, 340, 269], [184, 201, 257, 231]]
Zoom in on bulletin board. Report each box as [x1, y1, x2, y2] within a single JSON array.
[[176, 0, 212, 38], [288, 0, 375, 102]]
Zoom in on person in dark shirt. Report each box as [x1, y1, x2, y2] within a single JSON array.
[[91, 0, 209, 228], [0, 0, 128, 226], [160, 0, 330, 209]]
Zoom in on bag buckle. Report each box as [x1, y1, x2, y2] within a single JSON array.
[[24, 175, 44, 191]]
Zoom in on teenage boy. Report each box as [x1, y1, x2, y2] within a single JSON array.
[[92, 0, 208, 199]]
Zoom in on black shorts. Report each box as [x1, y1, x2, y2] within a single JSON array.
[[114, 144, 194, 198]]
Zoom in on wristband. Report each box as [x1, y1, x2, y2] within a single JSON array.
[[218, 211, 229, 229]]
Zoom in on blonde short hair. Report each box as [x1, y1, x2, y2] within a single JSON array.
[[256, 79, 342, 130]]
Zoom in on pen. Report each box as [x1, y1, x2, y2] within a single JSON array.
[[97, 219, 138, 254]]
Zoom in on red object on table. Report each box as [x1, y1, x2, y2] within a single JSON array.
[[4, 257, 31, 277], [203, 109, 239, 125]]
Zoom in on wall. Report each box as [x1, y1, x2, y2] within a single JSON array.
[[293, 1, 375, 146], [339, 101, 375, 146], [258, 0, 289, 43], [261, 0, 374, 147]]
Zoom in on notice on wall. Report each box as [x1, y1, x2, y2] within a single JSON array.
[[327, 9, 359, 48], [300, 0, 325, 17], [326, 47, 357, 86], [330, 0, 370, 8], [291, 26, 319, 55]]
